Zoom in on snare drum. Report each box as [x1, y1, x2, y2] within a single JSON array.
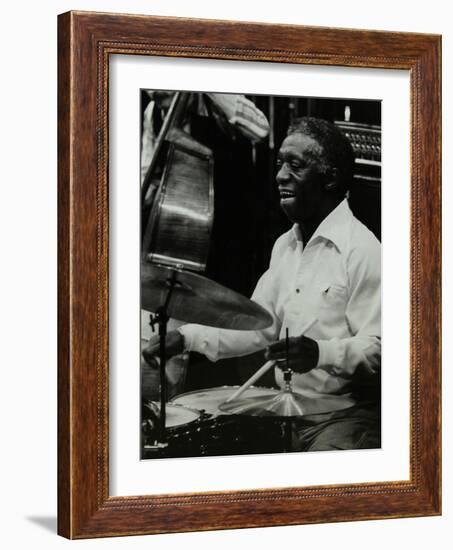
[[171, 385, 279, 416], [170, 386, 284, 457], [142, 401, 202, 457]]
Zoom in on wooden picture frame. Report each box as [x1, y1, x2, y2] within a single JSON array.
[[58, 10, 441, 538]]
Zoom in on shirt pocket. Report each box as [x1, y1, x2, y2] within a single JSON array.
[[316, 283, 348, 331]]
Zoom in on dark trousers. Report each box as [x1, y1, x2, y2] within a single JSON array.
[[291, 402, 381, 452]]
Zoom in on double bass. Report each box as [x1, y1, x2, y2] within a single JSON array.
[[141, 92, 214, 273]]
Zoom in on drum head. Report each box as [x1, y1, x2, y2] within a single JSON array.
[[165, 404, 200, 428], [143, 402, 201, 428], [171, 386, 279, 416]]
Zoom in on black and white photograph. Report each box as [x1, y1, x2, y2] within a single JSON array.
[[139, 89, 382, 460], [1, 0, 446, 543]]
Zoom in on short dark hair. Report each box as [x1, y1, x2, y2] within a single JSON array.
[[287, 117, 355, 196]]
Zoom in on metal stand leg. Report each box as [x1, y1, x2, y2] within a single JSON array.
[[146, 269, 178, 451], [157, 306, 168, 446]]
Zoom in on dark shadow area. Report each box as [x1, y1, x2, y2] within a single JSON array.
[[26, 516, 57, 534]]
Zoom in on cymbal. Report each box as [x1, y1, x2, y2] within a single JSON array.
[[141, 263, 273, 330], [218, 389, 354, 417]]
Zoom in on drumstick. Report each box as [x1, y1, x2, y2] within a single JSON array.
[[224, 360, 276, 404], [224, 318, 318, 404]]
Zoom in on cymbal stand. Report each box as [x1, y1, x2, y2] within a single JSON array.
[[148, 269, 178, 450], [281, 369, 295, 452], [282, 329, 293, 452]]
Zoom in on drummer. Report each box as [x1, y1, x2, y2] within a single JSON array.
[[143, 117, 381, 452]]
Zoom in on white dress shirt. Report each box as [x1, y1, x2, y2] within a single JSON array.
[[179, 199, 381, 403]]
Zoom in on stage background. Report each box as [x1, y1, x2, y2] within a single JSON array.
[[0, 0, 450, 548]]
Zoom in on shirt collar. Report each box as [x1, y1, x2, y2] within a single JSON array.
[[290, 199, 352, 252]]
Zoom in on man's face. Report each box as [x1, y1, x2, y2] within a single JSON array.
[[276, 133, 329, 225]]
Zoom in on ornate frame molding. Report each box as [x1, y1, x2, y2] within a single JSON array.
[[58, 11, 441, 538]]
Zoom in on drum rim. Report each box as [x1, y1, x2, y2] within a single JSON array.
[[170, 385, 281, 417], [145, 401, 202, 428], [170, 384, 279, 403]]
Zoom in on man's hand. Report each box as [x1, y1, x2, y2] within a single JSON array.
[[265, 336, 319, 374], [142, 330, 185, 367]]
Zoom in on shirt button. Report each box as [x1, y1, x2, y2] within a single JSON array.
[[296, 288, 300, 293]]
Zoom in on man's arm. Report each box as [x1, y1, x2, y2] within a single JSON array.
[[176, 233, 291, 362], [205, 93, 270, 142], [178, 268, 280, 362], [142, 271, 279, 364]]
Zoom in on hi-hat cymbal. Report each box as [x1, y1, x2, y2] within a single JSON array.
[[218, 390, 353, 417], [141, 263, 273, 330]]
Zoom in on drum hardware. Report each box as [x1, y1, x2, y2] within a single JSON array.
[[171, 386, 281, 417], [218, 366, 352, 416], [142, 402, 205, 458], [219, 321, 331, 419], [142, 312, 353, 454], [144, 269, 179, 451], [141, 262, 274, 452], [141, 262, 273, 330], [223, 319, 317, 405], [216, 326, 353, 452], [143, 386, 286, 458]]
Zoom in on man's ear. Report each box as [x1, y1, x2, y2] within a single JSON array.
[[323, 167, 339, 192]]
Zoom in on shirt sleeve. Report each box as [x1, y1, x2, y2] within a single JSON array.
[[178, 235, 287, 362], [315, 238, 381, 380], [204, 93, 270, 142], [178, 271, 280, 362]]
